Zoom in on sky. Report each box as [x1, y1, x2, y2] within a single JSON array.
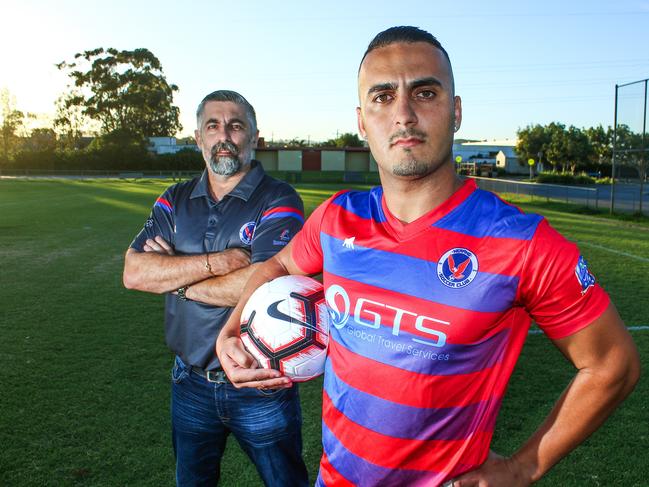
[[2, 0, 648, 143]]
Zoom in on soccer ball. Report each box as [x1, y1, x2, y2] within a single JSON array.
[[240, 275, 329, 382]]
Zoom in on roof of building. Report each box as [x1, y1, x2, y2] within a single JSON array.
[[461, 139, 518, 147]]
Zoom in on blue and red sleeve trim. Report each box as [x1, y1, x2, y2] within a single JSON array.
[[154, 197, 173, 213], [260, 206, 304, 223]]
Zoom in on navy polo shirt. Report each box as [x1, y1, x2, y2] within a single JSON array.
[[130, 161, 304, 370]]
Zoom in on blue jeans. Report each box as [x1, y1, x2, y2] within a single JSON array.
[[171, 357, 308, 487]]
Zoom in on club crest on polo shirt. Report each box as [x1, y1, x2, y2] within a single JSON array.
[[239, 221, 256, 245], [575, 255, 596, 295], [437, 248, 479, 288]]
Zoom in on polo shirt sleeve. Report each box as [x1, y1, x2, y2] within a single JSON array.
[[129, 186, 176, 252], [250, 184, 305, 263], [518, 218, 610, 340], [290, 192, 343, 275]]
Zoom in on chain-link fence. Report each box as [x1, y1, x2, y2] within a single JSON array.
[[613, 78, 648, 213], [472, 176, 648, 215], [473, 176, 598, 206]]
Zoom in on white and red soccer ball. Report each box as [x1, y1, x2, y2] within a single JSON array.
[[240, 275, 330, 382]]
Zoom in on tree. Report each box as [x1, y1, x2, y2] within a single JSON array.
[[53, 90, 95, 149], [562, 125, 594, 174], [516, 124, 551, 169], [0, 88, 25, 161], [318, 132, 365, 148], [542, 122, 567, 172], [23, 128, 57, 152], [334, 132, 364, 148], [584, 124, 612, 165], [56, 48, 181, 142]]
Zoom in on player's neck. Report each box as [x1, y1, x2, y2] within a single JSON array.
[[380, 163, 463, 224], [207, 164, 252, 201]]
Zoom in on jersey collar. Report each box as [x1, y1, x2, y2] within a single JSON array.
[[190, 160, 265, 202], [380, 178, 478, 241]]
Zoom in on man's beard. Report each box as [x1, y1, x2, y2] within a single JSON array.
[[209, 141, 245, 176], [388, 125, 453, 177], [392, 157, 434, 177]]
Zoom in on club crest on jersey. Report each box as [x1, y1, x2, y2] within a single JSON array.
[[437, 248, 478, 288], [239, 221, 256, 245], [575, 255, 595, 295]]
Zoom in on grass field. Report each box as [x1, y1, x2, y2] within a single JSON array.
[[0, 178, 647, 486]]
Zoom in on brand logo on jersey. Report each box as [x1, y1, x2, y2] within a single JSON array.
[[324, 284, 449, 348], [239, 221, 256, 245], [437, 248, 478, 288], [343, 237, 356, 250], [272, 228, 291, 247], [145, 218, 154, 229], [575, 255, 595, 295]]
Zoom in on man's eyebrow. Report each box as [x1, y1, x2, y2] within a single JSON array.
[[409, 77, 443, 90], [367, 82, 398, 95], [227, 118, 247, 126], [366, 77, 444, 96], [203, 117, 247, 127]]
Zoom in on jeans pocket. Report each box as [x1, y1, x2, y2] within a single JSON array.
[[171, 360, 189, 384], [254, 387, 289, 398]]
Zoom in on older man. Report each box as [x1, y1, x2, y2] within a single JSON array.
[[123, 90, 308, 486]]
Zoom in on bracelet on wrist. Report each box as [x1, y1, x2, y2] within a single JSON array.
[[205, 253, 216, 276]]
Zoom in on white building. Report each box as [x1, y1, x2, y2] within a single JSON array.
[[148, 137, 199, 154], [453, 139, 524, 174]]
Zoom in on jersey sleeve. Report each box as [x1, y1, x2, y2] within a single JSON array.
[[290, 192, 343, 275], [518, 218, 610, 340], [129, 187, 176, 251], [250, 184, 305, 263]]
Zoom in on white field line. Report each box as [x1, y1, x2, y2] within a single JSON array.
[[577, 241, 649, 263], [529, 326, 649, 335]]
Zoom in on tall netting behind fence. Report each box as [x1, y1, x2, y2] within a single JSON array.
[[613, 79, 648, 214]]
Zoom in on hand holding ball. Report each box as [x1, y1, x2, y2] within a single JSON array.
[[240, 275, 330, 382]]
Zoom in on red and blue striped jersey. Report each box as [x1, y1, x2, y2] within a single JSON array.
[[291, 179, 609, 486]]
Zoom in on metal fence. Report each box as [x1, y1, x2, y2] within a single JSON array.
[[472, 176, 599, 206], [472, 176, 649, 215], [613, 78, 648, 214]]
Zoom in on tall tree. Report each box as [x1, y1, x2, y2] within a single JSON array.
[[516, 124, 551, 168], [563, 125, 594, 174], [56, 48, 181, 142], [23, 128, 58, 152], [53, 90, 95, 149], [0, 88, 25, 161], [584, 124, 612, 165]]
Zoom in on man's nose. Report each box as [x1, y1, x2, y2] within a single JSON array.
[[213, 124, 232, 141], [393, 96, 418, 127]]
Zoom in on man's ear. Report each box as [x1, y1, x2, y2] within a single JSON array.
[[357, 107, 367, 139], [453, 96, 462, 132]]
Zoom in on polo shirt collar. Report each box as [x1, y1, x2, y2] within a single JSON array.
[[190, 160, 265, 202]]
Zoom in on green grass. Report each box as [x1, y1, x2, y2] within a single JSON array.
[[1, 179, 647, 486]]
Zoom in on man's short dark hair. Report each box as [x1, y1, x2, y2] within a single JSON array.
[[359, 26, 454, 94], [360, 25, 452, 69], [196, 90, 257, 135]]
